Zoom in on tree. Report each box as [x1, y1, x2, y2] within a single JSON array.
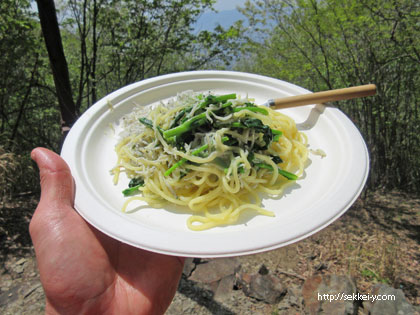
[[237, 0, 420, 192], [36, 0, 78, 132], [1, 0, 59, 150], [0, 0, 61, 194], [60, 0, 241, 113], [2, 0, 241, 152]]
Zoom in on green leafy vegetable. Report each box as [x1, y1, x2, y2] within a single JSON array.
[[136, 93, 296, 183], [233, 106, 268, 115], [139, 117, 154, 129], [241, 118, 273, 150], [163, 112, 208, 140], [122, 177, 145, 196], [163, 93, 237, 140], [254, 163, 298, 180], [271, 155, 283, 164], [165, 136, 229, 176]]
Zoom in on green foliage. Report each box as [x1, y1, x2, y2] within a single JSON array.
[[2, 0, 418, 195], [0, 0, 240, 195], [237, 0, 420, 192], [0, 0, 62, 193], [60, 0, 238, 112], [0, 0, 61, 149], [361, 268, 390, 284]]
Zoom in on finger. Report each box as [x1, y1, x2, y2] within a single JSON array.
[[31, 147, 75, 213], [30, 147, 79, 245]]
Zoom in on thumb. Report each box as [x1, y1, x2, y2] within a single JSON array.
[[31, 147, 75, 212]]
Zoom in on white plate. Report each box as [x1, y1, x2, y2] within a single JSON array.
[[61, 70, 369, 258]]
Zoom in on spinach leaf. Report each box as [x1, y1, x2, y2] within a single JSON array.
[[122, 177, 145, 196]]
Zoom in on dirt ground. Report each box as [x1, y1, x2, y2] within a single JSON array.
[[1, 189, 419, 314]]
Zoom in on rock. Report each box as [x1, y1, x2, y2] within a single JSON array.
[[277, 284, 304, 313], [182, 258, 196, 277], [302, 274, 358, 315], [365, 283, 416, 315], [12, 258, 27, 274], [314, 262, 329, 271], [15, 258, 27, 265], [184, 258, 241, 304], [189, 258, 240, 284], [240, 265, 286, 304], [13, 265, 25, 274], [213, 274, 236, 303]]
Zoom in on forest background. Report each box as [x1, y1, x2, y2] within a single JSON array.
[[1, 0, 419, 198], [0, 0, 419, 308]]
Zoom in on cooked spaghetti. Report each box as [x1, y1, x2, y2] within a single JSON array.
[[111, 91, 308, 230]]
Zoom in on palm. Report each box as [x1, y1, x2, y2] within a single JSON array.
[[30, 148, 183, 314]]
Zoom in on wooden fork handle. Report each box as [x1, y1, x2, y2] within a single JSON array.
[[269, 84, 376, 109]]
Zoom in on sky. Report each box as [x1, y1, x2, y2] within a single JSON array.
[[194, 0, 248, 32], [213, 0, 247, 11]]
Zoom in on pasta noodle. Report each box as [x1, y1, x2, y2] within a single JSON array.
[[111, 91, 309, 230]]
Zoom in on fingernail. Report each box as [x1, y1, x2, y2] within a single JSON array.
[[31, 148, 51, 166]]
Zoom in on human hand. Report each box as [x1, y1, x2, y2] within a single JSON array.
[[30, 148, 184, 315]]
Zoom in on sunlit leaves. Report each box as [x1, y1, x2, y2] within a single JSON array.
[[60, 0, 240, 112], [237, 0, 420, 191]]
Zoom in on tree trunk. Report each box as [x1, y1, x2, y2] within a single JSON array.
[[36, 0, 78, 134]]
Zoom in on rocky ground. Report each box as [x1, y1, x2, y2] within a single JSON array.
[[1, 190, 419, 314]]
